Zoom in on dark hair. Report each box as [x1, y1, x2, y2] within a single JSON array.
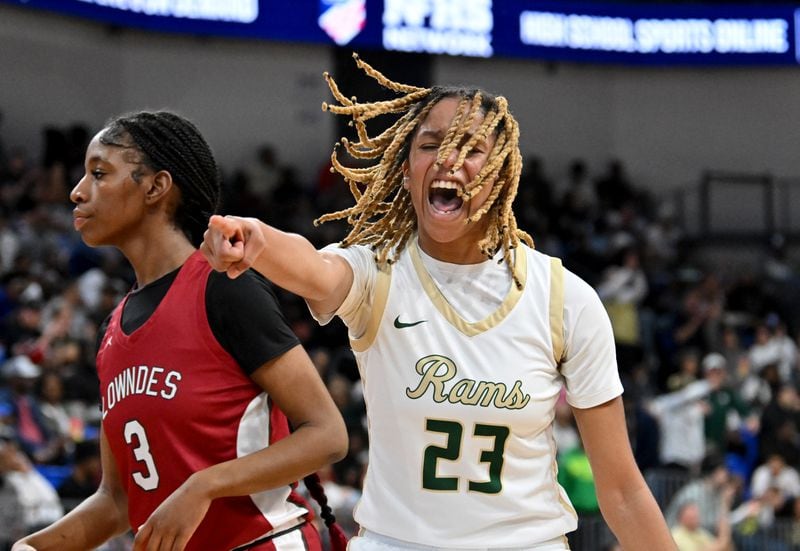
[[303, 473, 348, 550], [99, 111, 221, 247]]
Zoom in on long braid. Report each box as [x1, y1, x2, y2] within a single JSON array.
[[303, 473, 348, 551], [320, 54, 532, 286], [99, 111, 221, 247]]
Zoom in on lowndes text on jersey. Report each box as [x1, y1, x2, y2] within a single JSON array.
[[101, 365, 182, 419]]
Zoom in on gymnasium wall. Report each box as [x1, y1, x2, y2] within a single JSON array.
[[1, 4, 798, 198]]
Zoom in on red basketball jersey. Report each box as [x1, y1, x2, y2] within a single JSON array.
[[97, 251, 313, 550]]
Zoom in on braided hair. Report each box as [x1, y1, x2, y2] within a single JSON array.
[[303, 473, 348, 550], [318, 54, 533, 288], [99, 111, 221, 247]]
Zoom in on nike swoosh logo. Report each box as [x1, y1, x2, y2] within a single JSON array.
[[393, 315, 427, 329]]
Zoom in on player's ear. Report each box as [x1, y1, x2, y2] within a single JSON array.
[[145, 170, 175, 205], [402, 161, 410, 190]]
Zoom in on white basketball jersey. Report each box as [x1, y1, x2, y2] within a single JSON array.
[[349, 241, 579, 547]]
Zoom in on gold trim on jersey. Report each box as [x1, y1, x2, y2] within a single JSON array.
[[350, 262, 392, 353], [409, 239, 526, 337], [548, 257, 565, 367]]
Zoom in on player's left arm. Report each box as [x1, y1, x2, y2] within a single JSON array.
[[202, 343, 349, 495], [133, 344, 347, 550], [572, 398, 677, 550]]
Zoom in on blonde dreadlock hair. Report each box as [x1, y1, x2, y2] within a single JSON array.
[[318, 54, 533, 288]]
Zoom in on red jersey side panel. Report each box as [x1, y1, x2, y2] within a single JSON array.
[[96, 251, 310, 550]]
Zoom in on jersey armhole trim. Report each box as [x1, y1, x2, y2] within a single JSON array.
[[549, 256, 565, 367], [350, 263, 391, 352]]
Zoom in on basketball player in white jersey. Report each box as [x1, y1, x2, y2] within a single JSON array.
[[202, 55, 677, 550]]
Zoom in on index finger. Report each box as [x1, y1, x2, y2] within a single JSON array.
[[208, 215, 242, 240]]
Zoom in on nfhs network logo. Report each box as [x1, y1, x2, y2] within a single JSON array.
[[382, 0, 494, 57], [318, 0, 367, 46]]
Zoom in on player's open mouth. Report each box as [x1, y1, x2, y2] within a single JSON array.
[[429, 180, 464, 214]]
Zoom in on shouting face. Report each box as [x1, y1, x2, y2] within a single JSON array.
[[403, 96, 498, 264]]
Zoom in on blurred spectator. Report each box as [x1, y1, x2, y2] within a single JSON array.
[[724, 272, 771, 330], [524, 155, 555, 213], [269, 166, 315, 235], [730, 486, 789, 551], [57, 438, 100, 511], [790, 498, 800, 549], [596, 246, 648, 374], [0, 145, 39, 216], [333, 424, 368, 492], [666, 348, 700, 392], [736, 355, 773, 412], [747, 321, 790, 379], [673, 274, 725, 356], [770, 320, 798, 384], [220, 169, 266, 219], [2, 297, 45, 362], [517, 155, 555, 226], [0, 355, 58, 463], [326, 372, 365, 431], [758, 384, 800, 464], [648, 378, 711, 474], [723, 424, 760, 494], [594, 158, 635, 212], [670, 497, 733, 551], [0, 438, 63, 534], [0, 211, 20, 277], [701, 352, 751, 458], [557, 158, 596, 248], [761, 235, 800, 333], [622, 389, 660, 472], [558, 158, 595, 213], [0, 402, 26, 549], [717, 326, 746, 379], [666, 457, 739, 534], [64, 124, 90, 186], [643, 201, 683, 272], [244, 144, 280, 200], [749, 454, 800, 517]]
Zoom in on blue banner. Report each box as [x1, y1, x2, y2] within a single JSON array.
[[2, 0, 798, 65]]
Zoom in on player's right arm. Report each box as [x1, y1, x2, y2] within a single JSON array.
[[12, 427, 130, 551], [201, 214, 354, 315]]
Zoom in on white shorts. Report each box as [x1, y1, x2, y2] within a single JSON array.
[[347, 530, 570, 551]]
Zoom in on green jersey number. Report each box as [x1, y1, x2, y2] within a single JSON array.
[[422, 419, 510, 494]]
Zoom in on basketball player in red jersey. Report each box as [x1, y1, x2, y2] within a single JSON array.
[[13, 111, 348, 551]]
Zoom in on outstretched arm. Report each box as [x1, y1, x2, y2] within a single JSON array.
[[572, 397, 677, 551], [201, 215, 353, 315], [12, 428, 130, 551]]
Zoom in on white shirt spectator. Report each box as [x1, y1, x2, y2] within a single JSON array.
[[648, 380, 711, 471], [750, 455, 800, 500]]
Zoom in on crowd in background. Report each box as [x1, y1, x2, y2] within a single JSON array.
[[0, 116, 798, 550]]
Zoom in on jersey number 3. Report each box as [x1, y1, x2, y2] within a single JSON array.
[[422, 419, 510, 494], [124, 420, 160, 491]]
